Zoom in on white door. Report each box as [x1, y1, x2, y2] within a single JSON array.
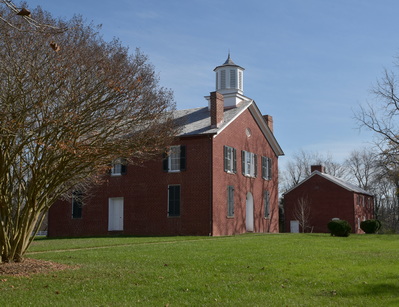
[[290, 220, 299, 233], [108, 197, 124, 231], [246, 192, 254, 232]]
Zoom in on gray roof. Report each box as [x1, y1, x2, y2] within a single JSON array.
[[284, 170, 374, 196], [223, 54, 237, 65], [213, 54, 244, 71], [171, 99, 284, 157], [173, 100, 251, 136], [319, 172, 373, 196]]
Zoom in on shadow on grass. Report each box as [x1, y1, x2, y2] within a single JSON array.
[[340, 277, 399, 304]]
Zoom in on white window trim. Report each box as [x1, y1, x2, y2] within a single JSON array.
[[224, 146, 236, 174], [168, 145, 181, 173], [243, 150, 256, 177], [111, 158, 126, 176]]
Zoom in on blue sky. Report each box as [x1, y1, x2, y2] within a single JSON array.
[[23, 0, 399, 166]]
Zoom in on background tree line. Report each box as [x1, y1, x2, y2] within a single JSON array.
[[281, 54, 399, 234]]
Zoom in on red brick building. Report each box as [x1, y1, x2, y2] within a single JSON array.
[[283, 165, 374, 234], [48, 55, 284, 237]]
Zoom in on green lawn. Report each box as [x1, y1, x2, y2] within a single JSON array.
[[1, 233, 398, 306]]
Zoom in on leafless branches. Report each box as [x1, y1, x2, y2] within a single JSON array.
[[293, 197, 311, 233], [0, 0, 67, 33], [0, 5, 178, 262]]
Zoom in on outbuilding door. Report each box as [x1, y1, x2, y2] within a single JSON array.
[[290, 220, 299, 233], [246, 192, 254, 232], [108, 197, 124, 231]]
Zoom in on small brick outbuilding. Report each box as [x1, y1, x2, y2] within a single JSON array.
[[283, 165, 374, 233], [48, 55, 284, 237]]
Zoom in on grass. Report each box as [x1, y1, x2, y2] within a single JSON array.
[[1, 233, 399, 306]]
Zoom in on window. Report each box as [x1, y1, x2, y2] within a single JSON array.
[[111, 158, 127, 176], [242, 150, 257, 177], [262, 156, 272, 180], [227, 186, 235, 217], [163, 145, 186, 172], [224, 146, 236, 173], [72, 191, 83, 219], [168, 185, 181, 217], [264, 191, 270, 218]]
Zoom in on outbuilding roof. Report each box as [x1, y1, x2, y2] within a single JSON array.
[[284, 170, 374, 196]]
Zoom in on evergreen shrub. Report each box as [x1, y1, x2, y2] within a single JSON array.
[[360, 219, 381, 234], [327, 219, 352, 237]]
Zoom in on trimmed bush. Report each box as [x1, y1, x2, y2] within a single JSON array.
[[327, 219, 352, 237], [360, 219, 381, 234]]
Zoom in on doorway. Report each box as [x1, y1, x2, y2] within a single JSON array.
[[246, 192, 254, 232], [290, 220, 299, 233], [108, 197, 124, 231]]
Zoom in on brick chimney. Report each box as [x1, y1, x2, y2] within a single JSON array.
[[311, 165, 325, 173], [263, 115, 273, 132], [210, 91, 224, 128]]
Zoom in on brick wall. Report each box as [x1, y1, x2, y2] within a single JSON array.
[[48, 108, 281, 237], [49, 136, 213, 237], [211, 108, 280, 236]]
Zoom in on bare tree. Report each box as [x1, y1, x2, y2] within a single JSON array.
[[344, 148, 379, 191], [0, 0, 66, 33], [355, 57, 399, 233], [356, 64, 399, 167], [0, 5, 178, 262], [280, 149, 346, 193], [293, 197, 311, 233]]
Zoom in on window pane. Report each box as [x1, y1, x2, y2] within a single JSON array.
[[168, 185, 180, 217], [225, 146, 235, 173], [111, 164, 122, 175], [169, 146, 181, 171]]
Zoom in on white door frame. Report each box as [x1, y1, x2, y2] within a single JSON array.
[[108, 197, 124, 231]]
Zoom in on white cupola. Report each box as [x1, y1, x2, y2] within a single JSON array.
[[213, 54, 246, 108]]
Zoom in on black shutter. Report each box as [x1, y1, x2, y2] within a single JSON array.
[[180, 145, 186, 171], [242, 151, 245, 175], [227, 186, 234, 217], [72, 191, 83, 219], [233, 148, 237, 174], [162, 152, 168, 172], [121, 164, 127, 175], [254, 154, 258, 177], [224, 146, 228, 172], [261, 156, 265, 179], [268, 158, 272, 180], [168, 185, 180, 217]]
